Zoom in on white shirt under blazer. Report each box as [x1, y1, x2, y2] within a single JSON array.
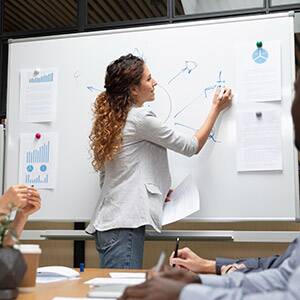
[[86, 106, 199, 234]]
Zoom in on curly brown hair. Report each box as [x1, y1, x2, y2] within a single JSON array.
[[90, 54, 145, 171]]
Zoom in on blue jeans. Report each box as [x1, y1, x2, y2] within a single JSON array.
[[95, 226, 145, 269]]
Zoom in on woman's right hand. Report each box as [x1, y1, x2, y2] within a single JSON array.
[[212, 87, 233, 113]]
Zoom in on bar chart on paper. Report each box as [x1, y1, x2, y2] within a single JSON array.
[[19, 133, 57, 189]]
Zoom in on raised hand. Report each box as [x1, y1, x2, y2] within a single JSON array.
[[18, 187, 41, 217], [0, 185, 28, 214], [212, 87, 233, 113]]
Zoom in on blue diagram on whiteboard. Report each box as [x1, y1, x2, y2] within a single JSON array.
[[204, 71, 226, 98], [87, 86, 101, 93], [168, 61, 198, 85], [252, 48, 268, 64], [174, 123, 219, 143], [87, 69, 225, 143], [25, 142, 50, 184]]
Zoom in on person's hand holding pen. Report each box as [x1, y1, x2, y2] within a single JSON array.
[[169, 246, 216, 274]]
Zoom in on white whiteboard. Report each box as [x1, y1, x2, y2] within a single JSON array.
[[5, 12, 299, 221]]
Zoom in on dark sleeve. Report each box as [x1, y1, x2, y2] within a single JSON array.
[[215, 239, 297, 274]]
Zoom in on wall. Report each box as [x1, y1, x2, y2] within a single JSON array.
[[23, 221, 299, 269]]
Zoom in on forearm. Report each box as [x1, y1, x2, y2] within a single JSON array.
[[10, 212, 28, 237], [200, 266, 291, 294], [200, 259, 217, 274], [194, 106, 220, 152], [180, 284, 244, 300]]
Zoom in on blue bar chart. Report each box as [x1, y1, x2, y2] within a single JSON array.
[[26, 142, 50, 164], [19, 133, 57, 189], [29, 72, 54, 83]]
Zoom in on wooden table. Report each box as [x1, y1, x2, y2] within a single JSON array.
[[17, 268, 143, 300]]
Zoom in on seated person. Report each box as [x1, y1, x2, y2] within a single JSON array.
[[168, 243, 296, 275], [0, 185, 41, 243]]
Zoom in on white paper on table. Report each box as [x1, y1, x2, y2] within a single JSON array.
[[84, 277, 145, 285], [236, 109, 282, 172], [53, 298, 115, 300], [236, 41, 281, 102], [19, 132, 58, 189], [36, 276, 69, 283], [162, 175, 200, 225], [20, 68, 58, 122], [109, 272, 146, 279]]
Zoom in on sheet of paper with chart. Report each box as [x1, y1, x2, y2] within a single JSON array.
[[236, 40, 281, 102], [19, 68, 57, 122], [19, 133, 58, 189], [162, 175, 200, 225], [236, 109, 282, 172]]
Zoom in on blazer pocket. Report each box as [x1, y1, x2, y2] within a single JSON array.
[[144, 183, 162, 195], [145, 183, 163, 225]]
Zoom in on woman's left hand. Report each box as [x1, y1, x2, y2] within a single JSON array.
[[165, 189, 173, 203]]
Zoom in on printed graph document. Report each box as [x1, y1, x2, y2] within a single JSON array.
[[236, 41, 281, 102], [19, 132, 58, 189], [236, 109, 282, 171], [162, 175, 200, 225], [20, 68, 58, 122]]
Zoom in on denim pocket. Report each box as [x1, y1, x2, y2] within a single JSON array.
[[98, 229, 120, 248]]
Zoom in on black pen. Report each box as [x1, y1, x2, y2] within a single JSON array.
[[172, 237, 180, 267]]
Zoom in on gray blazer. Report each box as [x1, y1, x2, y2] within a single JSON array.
[[180, 236, 300, 300], [86, 106, 198, 233]]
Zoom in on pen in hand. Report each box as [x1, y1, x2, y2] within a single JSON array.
[[154, 251, 166, 273], [172, 237, 180, 267]]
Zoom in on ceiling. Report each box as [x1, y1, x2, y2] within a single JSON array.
[[2, 1, 300, 69], [3, 0, 184, 33]]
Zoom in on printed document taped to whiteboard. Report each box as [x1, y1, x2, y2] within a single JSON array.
[[236, 40, 281, 102], [19, 132, 58, 189], [20, 68, 58, 122], [236, 109, 282, 171], [162, 175, 200, 225]]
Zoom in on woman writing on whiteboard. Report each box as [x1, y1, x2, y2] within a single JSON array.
[[86, 54, 232, 268]]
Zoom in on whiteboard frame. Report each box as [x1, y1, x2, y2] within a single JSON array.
[[5, 11, 300, 222]]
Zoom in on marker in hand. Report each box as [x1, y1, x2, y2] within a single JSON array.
[[172, 237, 180, 267], [218, 87, 225, 100]]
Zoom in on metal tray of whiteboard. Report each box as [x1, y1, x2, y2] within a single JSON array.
[[87, 283, 128, 298]]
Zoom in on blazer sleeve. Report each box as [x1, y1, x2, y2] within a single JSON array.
[[215, 239, 297, 274], [180, 266, 300, 300], [135, 109, 199, 157]]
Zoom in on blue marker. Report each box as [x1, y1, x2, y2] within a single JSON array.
[[80, 262, 85, 272]]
